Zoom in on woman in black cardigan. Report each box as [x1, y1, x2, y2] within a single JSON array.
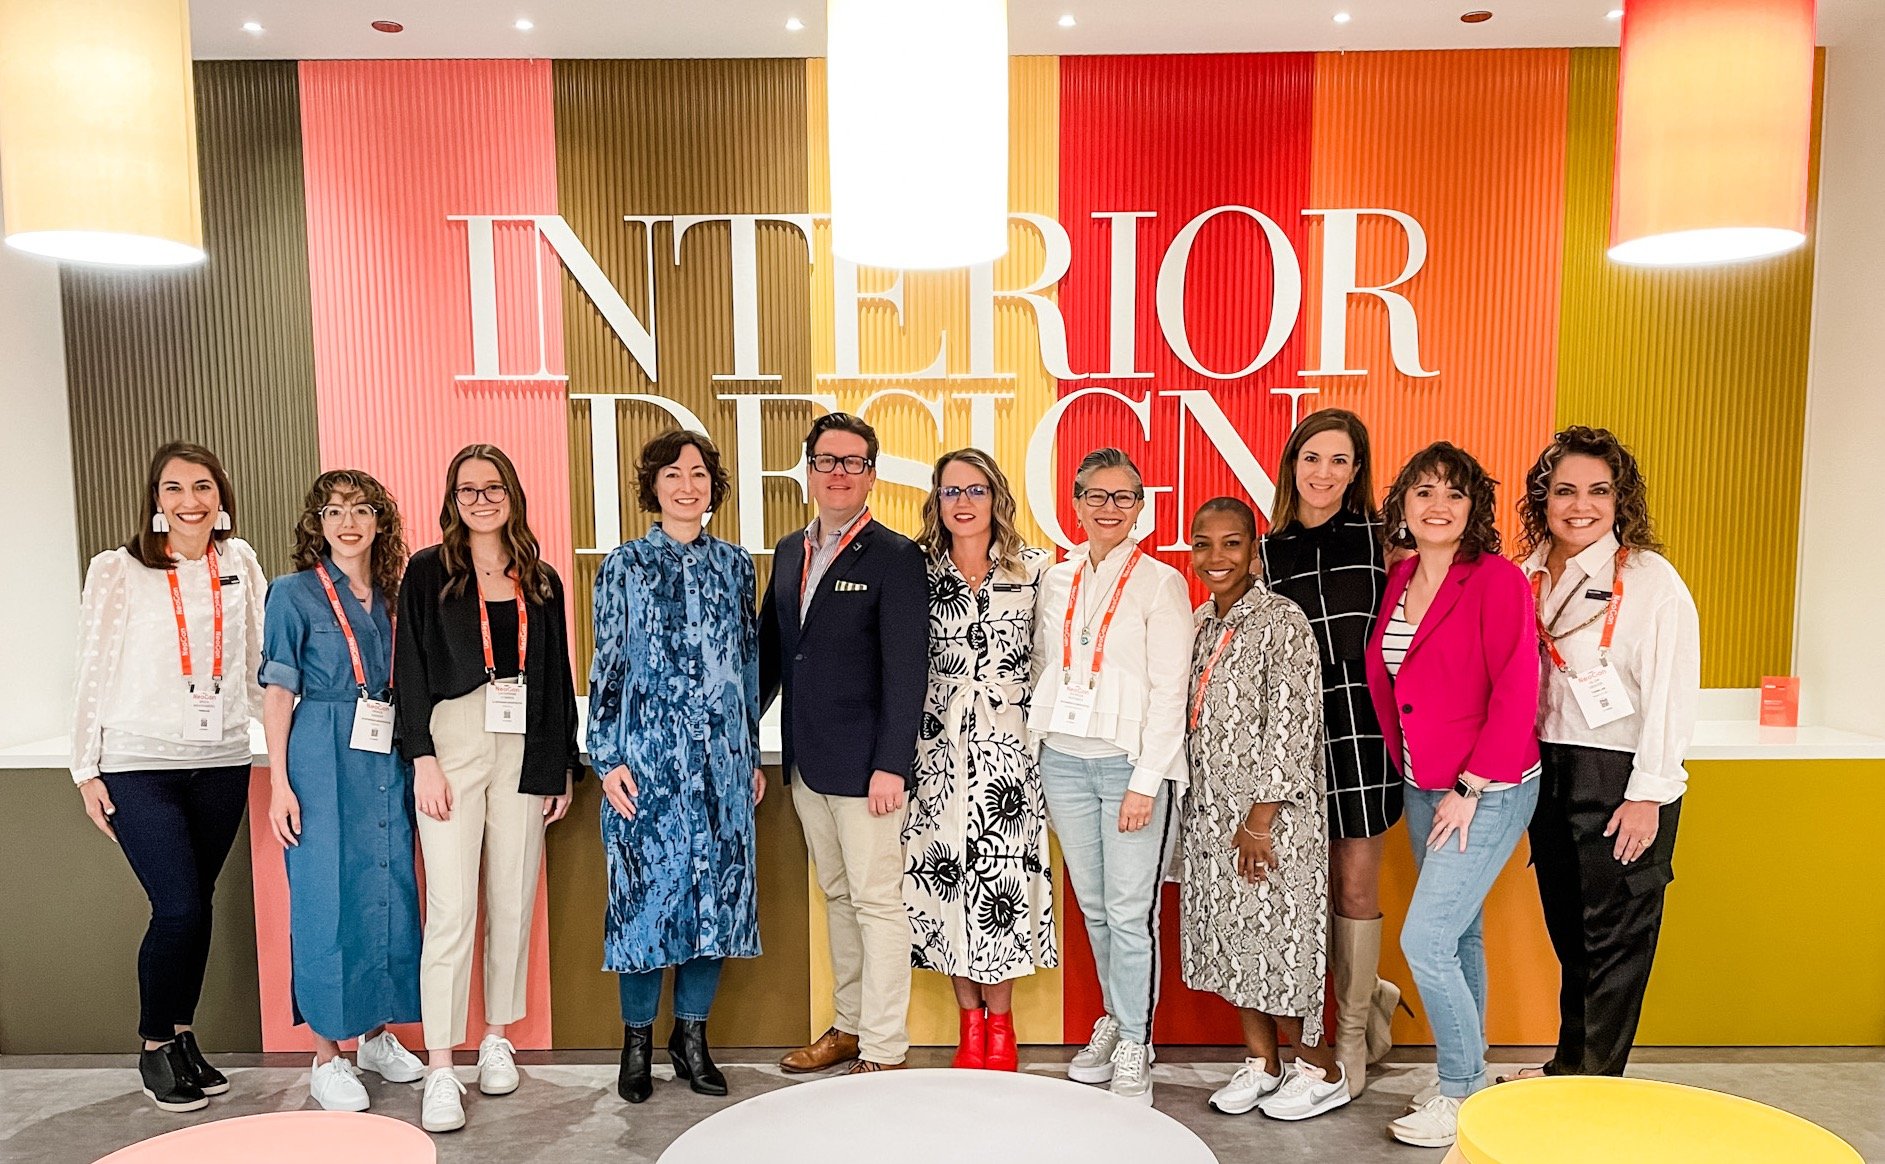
[[395, 443, 581, 1134]]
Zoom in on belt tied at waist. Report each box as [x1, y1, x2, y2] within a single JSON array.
[[935, 673, 1027, 737]]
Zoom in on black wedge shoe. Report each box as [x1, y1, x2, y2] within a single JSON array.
[[667, 1018, 728, 1097], [139, 1041, 209, 1113], [618, 1024, 654, 1104], [172, 1030, 229, 1096]]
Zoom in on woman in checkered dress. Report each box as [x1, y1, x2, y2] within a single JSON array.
[[1258, 409, 1404, 1095]]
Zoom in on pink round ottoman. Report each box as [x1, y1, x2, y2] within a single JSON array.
[[95, 1112, 434, 1164]]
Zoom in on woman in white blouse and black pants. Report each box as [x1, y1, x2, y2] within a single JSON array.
[[70, 443, 268, 1113], [1510, 427, 1700, 1081], [1030, 448, 1193, 1107]]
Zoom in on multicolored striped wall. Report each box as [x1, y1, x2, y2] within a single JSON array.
[[57, 51, 1819, 1050]]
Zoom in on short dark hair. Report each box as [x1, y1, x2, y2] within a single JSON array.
[[1382, 442, 1502, 561], [636, 429, 730, 514], [804, 412, 880, 463], [1192, 496, 1258, 539]]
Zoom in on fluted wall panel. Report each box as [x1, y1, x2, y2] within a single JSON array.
[[549, 58, 813, 1049], [1556, 49, 1822, 687], [63, 61, 318, 579]]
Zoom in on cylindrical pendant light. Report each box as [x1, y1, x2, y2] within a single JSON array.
[[1609, 0, 1815, 267], [827, 0, 1009, 271], [0, 0, 205, 267]]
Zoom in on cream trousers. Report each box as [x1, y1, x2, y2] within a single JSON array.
[[416, 685, 544, 1050]]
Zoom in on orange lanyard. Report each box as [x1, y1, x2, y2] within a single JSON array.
[[1062, 546, 1143, 685], [314, 564, 381, 698], [1189, 624, 1236, 730], [477, 585, 528, 683], [1532, 547, 1628, 672], [801, 510, 873, 600], [164, 542, 223, 690]]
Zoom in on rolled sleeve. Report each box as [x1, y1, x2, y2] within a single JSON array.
[[258, 657, 302, 694], [259, 579, 308, 695]]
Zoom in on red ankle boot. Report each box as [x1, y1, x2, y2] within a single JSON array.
[[952, 1007, 988, 1069], [985, 1011, 1018, 1071]]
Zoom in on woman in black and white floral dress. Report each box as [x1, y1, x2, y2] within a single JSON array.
[[902, 449, 1056, 1073], [1183, 498, 1349, 1123]]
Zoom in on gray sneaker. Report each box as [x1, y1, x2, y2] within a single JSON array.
[[1068, 1014, 1120, 1083], [1108, 1040, 1153, 1105]]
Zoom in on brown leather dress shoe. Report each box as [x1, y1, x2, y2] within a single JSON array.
[[780, 1027, 861, 1074], [844, 1058, 907, 1074]]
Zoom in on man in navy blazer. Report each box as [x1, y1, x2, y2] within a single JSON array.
[[760, 412, 926, 1074]]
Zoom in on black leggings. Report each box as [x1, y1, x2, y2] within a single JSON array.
[[101, 766, 251, 1043]]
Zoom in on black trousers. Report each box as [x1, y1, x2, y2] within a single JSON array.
[[1529, 742, 1682, 1077], [101, 765, 251, 1043]]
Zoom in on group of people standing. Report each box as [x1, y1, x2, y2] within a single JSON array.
[[70, 407, 1698, 1152]]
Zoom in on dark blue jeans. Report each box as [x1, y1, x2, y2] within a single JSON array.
[[101, 765, 251, 1043], [618, 957, 724, 1027]]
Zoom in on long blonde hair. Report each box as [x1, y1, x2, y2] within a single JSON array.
[[918, 448, 1029, 580]]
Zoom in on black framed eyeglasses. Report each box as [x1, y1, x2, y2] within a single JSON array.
[[455, 484, 509, 505], [937, 485, 992, 502], [1077, 488, 1143, 509], [808, 454, 874, 476]]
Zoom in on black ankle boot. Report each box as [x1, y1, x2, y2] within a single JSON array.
[[139, 1042, 209, 1113], [172, 1030, 229, 1096], [618, 1024, 654, 1104], [667, 1018, 727, 1097]]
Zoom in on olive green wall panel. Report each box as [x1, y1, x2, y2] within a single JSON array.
[[61, 60, 318, 580], [1556, 49, 1822, 687]]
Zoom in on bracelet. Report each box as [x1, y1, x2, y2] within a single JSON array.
[[1240, 824, 1272, 841]]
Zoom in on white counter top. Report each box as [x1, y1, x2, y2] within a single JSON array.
[[3, 692, 1881, 771]]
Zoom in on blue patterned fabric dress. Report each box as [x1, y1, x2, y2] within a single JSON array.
[[259, 559, 421, 1041], [589, 525, 762, 973]]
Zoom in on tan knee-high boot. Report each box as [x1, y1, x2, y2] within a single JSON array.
[[1331, 914, 1380, 1094]]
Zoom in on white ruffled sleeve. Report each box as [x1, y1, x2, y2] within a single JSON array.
[[70, 551, 130, 785]]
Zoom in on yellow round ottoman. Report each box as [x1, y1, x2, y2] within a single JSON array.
[[1442, 1076, 1862, 1164]]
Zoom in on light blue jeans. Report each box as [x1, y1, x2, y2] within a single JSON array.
[[1038, 746, 1173, 1045], [619, 957, 724, 1027], [1401, 779, 1541, 1099]]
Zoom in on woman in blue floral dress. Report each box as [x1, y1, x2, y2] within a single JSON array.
[[587, 430, 763, 1105]]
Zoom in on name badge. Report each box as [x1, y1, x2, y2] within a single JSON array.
[[350, 698, 396, 753], [485, 681, 528, 734], [1048, 681, 1099, 736], [1568, 662, 1634, 729], [183, 688, 225, 742]]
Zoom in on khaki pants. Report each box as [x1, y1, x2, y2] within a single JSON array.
[[793, 778, 911, 1064], [416, 686, 544, 1050]]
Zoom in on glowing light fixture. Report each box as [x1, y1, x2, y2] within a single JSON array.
[[514, 17, 534, 31], [0, 0, 205, 266], [241, 19, 262, 32], [1058, 13, 1076, 27], [1609, 0, 1815, 267], [785, 16, 805, 31], [1607, 8, 1624, 18], [1333, 11, 1352, 23], [827, 0, 1009, 270]]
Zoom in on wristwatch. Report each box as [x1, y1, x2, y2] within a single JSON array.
[[1452, 777, 1484, 800]]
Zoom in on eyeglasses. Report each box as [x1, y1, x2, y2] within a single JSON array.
[[318, 503, 379, 523], [808, 454, 874, 476], [937, 485, 992, 502], [1077, 489, 1143, 510], [455, 484, 509, 505]]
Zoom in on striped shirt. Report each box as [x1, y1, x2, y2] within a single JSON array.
[[1381, 596, 1419, 781]]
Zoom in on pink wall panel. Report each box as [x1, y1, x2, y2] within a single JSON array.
[[268, 58, 568, 1053]]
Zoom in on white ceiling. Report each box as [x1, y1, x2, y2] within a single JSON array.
[[192, 0, 1877, 61]]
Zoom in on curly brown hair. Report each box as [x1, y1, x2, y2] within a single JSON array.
[[918, 448, 1030, 580], [1518, 426, 1665, 558], [437, 444, 554, 604], [636, 429, 730, 515], [290, 469, 409, 605], [1382, 442, 1502, 561]]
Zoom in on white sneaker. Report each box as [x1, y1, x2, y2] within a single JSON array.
[[1389, 1093, 1462, 1148], [1209, 1057, 1282, 1115], [1258, 1059, 1352, 1122], [1405, 1080, 1441, 1113], [357, 1031, 425, 1084], [420, 1070, 467, 1133], [308, 1056, 369, 1112], [1108, 1040, 1153, 1105], [1068, 1014, 1121, 1083], [476, 1034, 519, 1096]]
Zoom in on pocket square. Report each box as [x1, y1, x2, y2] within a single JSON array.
[[835, 580, 871, 592]]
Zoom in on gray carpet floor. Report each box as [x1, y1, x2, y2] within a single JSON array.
[[3, 1048, 1879, 1162]]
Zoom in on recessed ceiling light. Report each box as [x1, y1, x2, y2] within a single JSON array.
[[1058, 13, 1076, 27], [1333, 11, 1352, 24], [370, 19, 404, 33], [514, 17, 533, 30], [1607, 8, 1624, 18], [785, 16, 805, 31], [1461, 10, 1493, 22], [241, 20, 263, 33]]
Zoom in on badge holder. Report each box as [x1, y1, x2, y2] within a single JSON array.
[[351, 689, 397, 753], [486, 677, 528, 734], [183, 682, 225, 742]]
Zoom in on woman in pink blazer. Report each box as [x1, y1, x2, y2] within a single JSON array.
[[1364, 442, 1540, 1151]]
